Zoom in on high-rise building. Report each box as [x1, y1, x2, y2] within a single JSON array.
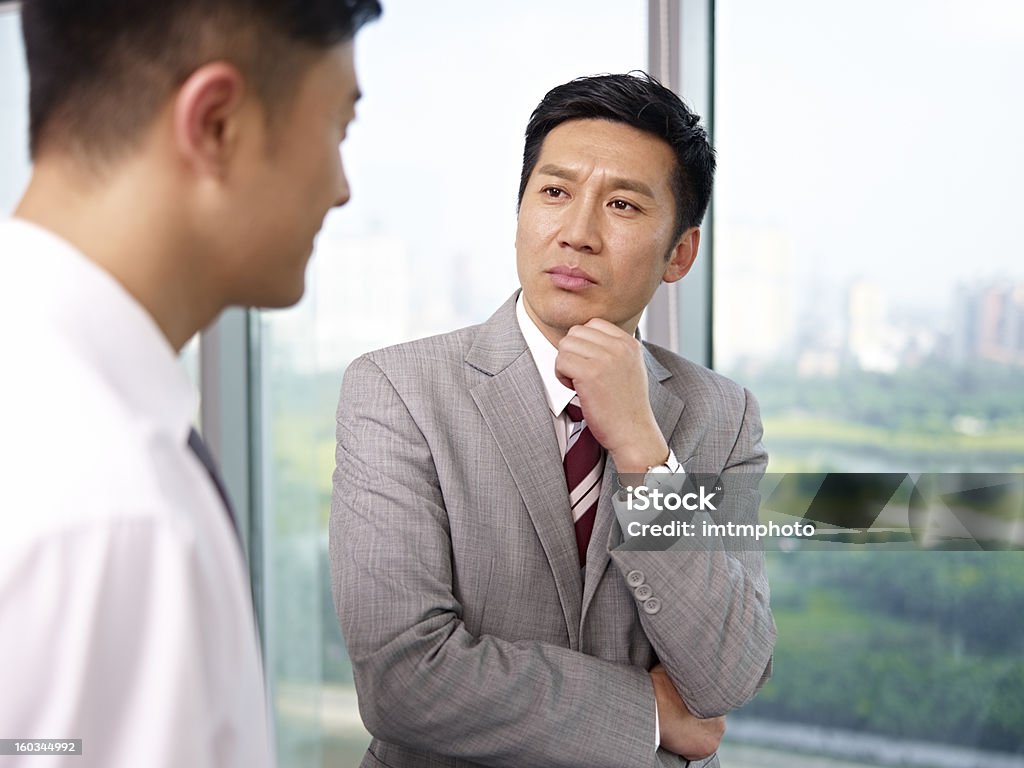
[[952, 282, 1024, 367]]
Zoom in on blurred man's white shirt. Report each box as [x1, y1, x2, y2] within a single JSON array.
[[0, 218, 273, 768]]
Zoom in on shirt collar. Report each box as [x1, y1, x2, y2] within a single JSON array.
[[0, 218, 197, 444], [515, 292, 576, 418]]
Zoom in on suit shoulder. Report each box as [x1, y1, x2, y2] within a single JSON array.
[[644, 343, 766, 469], [643, 341, 753, 409], [343, 323, 482, 388]]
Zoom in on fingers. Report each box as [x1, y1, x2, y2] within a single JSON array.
[[562, 321, 635, 350], [580, 317, 625, 336], [556, 325, 639, 371], [691, 716, 726, 759], [650, 663, 727, 760], [555, 326, 641, 392]]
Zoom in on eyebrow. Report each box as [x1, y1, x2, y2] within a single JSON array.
[[535, 163, 656, 199]]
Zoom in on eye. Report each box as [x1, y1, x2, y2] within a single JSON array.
[[542, 186, 567, 199], [610, 199, 638, 212]]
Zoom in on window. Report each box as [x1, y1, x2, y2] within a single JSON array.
[[0, 7, 29, 213], [714, 0, 1024, 761]]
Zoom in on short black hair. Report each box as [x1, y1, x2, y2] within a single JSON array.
[[517, 71, 715, 242], [20, 0, 382, 159]]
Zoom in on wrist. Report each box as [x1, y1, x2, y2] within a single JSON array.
[[611, 434, 669, 475]]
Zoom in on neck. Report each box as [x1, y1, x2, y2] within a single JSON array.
[[15, 157, 223, 351]]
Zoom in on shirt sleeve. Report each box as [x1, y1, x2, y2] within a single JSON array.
[[0, 516, 233, 768]]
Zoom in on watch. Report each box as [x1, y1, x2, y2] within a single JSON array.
[[643, 449, 686, 494], [647, 450, 682, 476]]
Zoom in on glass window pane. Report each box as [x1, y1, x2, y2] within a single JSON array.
[[714, 1, 1024, 763], [256, 4, 647, 766], [0, 7, 29, 212]]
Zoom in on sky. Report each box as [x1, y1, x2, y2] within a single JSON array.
[[2, 1, 1021, 332], [715, 0, 1024, 310]]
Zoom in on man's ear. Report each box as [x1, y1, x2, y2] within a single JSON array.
[[172, 62, 249, 178], [662, 226, 700, 284]]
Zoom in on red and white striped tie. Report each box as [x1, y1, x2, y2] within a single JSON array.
[[564, 398, 605, 567]]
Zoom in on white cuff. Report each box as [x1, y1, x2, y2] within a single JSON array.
[[613, 449, 686, 541]]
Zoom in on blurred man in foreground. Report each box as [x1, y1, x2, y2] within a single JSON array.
[[0, 1, 380, 765]]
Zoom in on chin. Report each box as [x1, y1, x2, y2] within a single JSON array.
[[250, 276, 307, 310], [274, 284, 307, 309], [537, 291, 597, 323]]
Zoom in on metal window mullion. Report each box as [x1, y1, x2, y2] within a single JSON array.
[[646, 0, 714, 368], [199, 307, 265, 639]]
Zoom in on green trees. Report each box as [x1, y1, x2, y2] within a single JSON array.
[[742, 551, 1024, 752]]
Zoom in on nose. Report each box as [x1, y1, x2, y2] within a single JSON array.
[[558, 195, 602, 253]]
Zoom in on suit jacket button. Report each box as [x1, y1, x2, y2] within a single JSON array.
[[642, 597, 662, 615], [626, 570, 646, 587], [634, 584, 653, 601]]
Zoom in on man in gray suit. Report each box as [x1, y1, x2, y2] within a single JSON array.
[[331, 72, 775, 767]]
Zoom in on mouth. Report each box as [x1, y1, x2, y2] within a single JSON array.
[[546, 265, 596, 291]]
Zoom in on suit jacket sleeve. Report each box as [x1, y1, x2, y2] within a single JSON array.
[[609, 385, 776, 718], [331, 355, 667, 768]]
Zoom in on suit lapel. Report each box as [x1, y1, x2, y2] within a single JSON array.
[[580, 346, 685, 625], [467, 294, 584, 648]]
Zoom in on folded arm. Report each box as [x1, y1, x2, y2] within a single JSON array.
[[610, 386, 776, 718]]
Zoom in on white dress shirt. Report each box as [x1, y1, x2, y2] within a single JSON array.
[[515, 294, 581, 456], [0, 219, 273, 768]]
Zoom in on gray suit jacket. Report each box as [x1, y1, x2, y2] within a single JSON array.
[[331, 293, 775, 768]]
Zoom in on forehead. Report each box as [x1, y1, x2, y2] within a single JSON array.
[[533, 118, 676, 194]]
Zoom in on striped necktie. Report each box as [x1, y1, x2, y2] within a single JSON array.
[[187, 427, 237, 534], [563, 398, 605, 567]]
